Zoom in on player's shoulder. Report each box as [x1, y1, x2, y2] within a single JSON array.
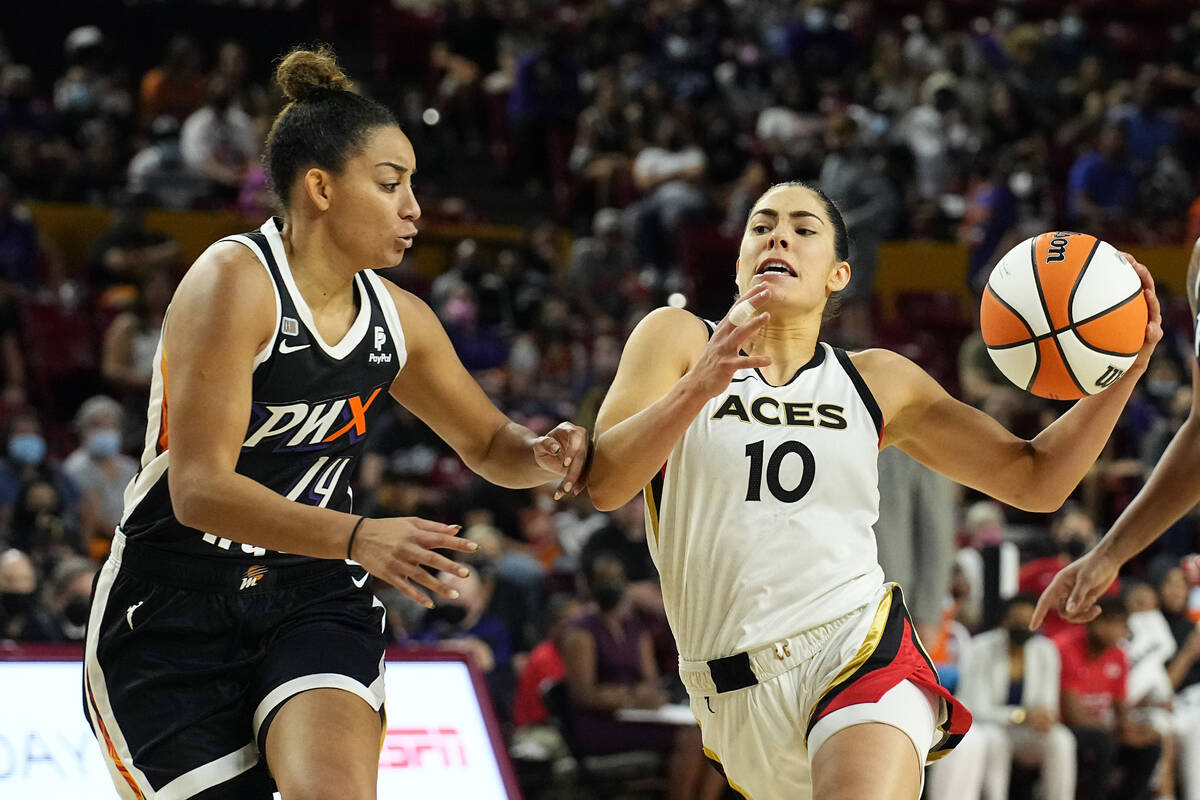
[[183, 239, 273, 297], [631, 306, 709, 345], [170, 239, 275, 330], [844, 347, 922, 379]]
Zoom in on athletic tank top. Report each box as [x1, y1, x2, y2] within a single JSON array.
[[644, 331, 885, 661], [119, 217, 407, 564]]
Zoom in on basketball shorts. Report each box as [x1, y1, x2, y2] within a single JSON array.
[[681, 583, 972, 800], [83, 532, 387, 800]]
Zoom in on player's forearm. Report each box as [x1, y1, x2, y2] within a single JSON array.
[[1020, 366, 1146, 510], [170, 468, 359, 558], [471, 421, 561, 489], [1096, 414, 1200, 565], [589, 376, 709, 511]]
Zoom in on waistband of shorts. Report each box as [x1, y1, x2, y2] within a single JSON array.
[[678, 603, 866, 695], [109, 531, 351, 593]]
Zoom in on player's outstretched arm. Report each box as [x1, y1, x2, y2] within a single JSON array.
[[165, 245, 476, 608], [385, 282, 588, 493], [863, 257, 1160, 513], [589, 287, 772, 511], [1032, 243, 1200, 629]]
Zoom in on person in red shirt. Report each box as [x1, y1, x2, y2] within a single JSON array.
[[513, 595, 580, 729], [1055, 596, 1160, 800], [1021, 505, 1119, 639]]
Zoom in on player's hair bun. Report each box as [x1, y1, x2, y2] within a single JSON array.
[[274, 45, 353, 102]]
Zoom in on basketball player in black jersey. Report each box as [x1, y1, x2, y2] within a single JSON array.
[[82, 47, 588, 800], [1034, 236, 1200, 628]]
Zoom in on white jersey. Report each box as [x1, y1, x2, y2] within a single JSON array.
[[645, 336, 886, 661]]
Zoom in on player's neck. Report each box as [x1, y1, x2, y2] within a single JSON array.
[[743, 317, 821, 385], [280, 220, 358, 316]]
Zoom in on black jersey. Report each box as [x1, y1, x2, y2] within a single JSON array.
[[119, 217, 407, 564]]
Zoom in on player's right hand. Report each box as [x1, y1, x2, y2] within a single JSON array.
[[682, 285, 773, 399], [1030, 548, 1122, 629], [352, 517, 478, 608]]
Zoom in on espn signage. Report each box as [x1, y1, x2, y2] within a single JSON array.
[[0, 650, 519, 799]]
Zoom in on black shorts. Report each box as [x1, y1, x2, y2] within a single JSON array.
[[83, 534, 387, 800]]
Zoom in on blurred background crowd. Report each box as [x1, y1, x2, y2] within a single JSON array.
[[3, 0, 1200, 797]]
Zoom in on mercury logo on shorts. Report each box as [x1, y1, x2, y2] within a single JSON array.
[[239, 565, 268, 590]]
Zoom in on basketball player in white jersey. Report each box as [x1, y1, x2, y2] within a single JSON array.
[[587, 181, 1162, 800], [1034, 235, 1200, 627], [83, 47, 587, 800]]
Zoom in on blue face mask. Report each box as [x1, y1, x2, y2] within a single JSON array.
[[87, 429, 122, 457], [8, 433, 45, 465]]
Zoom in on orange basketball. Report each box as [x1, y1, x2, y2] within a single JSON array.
[[979, 232, 1147, 400]]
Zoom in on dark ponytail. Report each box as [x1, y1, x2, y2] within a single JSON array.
[[264, 46, 398, 210]]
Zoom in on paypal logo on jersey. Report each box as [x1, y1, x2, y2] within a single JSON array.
[[244, 386, 385, 451], [369, 325, 392, 364]]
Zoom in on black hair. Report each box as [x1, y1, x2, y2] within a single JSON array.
[[265, 45, 398, 211], [1000, 592, 1038, 617]]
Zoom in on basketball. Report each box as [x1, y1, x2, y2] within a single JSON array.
[[980, 232, 1148, 400]]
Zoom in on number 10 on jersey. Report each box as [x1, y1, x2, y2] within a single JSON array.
[[744, 440, 815, 503]]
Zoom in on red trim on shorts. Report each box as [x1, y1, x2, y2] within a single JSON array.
[[808, 586, 972, 758]]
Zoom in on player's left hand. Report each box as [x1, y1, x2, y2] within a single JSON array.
[[531, 421, 590, 499], [1121, 252, 1162, 376]]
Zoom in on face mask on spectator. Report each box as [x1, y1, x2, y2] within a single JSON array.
[[63, 596, 91, 627], [1006, 626, 1034, 647], [593, 583, 625, 612], [87, 429, 122, 457], [1, 590, 35, 616], [1062, 537, 1088, 560], [8, 433, 45, 465]]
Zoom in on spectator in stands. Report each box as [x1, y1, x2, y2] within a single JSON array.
[[180, 75, 259, 203], [87, 191, 181, 298], [1022, 503, 1116, 639], [214, 40, 267, 118], [100, 269, 173, 409], [0, 172, 63, 292], [63, 396, 136, 560], [0, 408, 76, 532], [1056, 596, 1161, 800], [12, 473, 86, 580], [0, 547, 58, 641], [562, 553, 724, 800], [1067, 123, 1139, 231], [1113, 72, 1179, 174], [1155, 562, 1200, 800], [627, 115, 708, 270], [929, 593, 1074, 800], [128, 115, 211, 212], [53, 27, 131, 129], [414, 562, 517, 719], [139, 35, 207, 131], [818, 113, 895, 308], [569, 76, 633, 212], [566, 207, 637, 319], [511, 593, 581, 760], [46, 555, 95, 642], [960, 156, 1019, 295]]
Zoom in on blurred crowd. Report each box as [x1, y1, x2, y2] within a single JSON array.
[[3, 1, 1200, 798]]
